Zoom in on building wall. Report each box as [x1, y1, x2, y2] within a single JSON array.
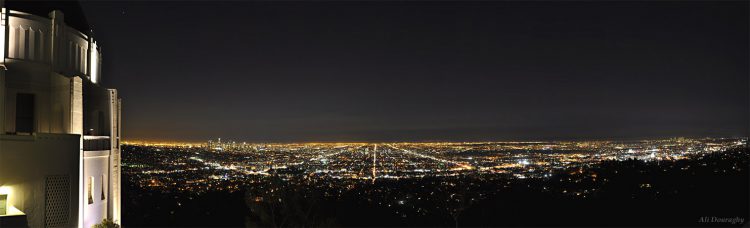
[[0, 133, 80, 228], [2, 8, 96, 135], [82, 150, 108, 228], [6, 10, 93, 78], [108, 90, 121, 223], [3, 62, 77, 134], [0, 7, 120, 228], [7, 10, 52, 64]]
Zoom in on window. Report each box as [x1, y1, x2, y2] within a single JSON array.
[[15, 93, 34, 133], [98, 111, 106, 135], [87, 176, 93, 205], [101, 175, 106, 201]]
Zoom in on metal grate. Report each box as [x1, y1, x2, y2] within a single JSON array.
[[45, 175, 70, 227]]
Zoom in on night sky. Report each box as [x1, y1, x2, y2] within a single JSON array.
[[77, 1, 748, 142]]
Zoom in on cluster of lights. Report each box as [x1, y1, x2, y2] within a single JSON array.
[[121, 137, 746, 195]]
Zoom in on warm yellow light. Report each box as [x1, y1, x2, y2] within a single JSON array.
[[0, 8, 6, 63], [6, 205, 23, 215], [0, 186, 10, 195], [0, 186, 10, 216], [90, 41, 99, 83]]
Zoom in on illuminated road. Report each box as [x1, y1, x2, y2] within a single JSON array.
[[372, 145, 377, 183], [385, 144, 473, 170]]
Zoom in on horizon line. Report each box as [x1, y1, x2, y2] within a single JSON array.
[[122, 136, 749, 145]]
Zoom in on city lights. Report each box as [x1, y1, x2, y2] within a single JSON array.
[[123, 137, 746, 194]]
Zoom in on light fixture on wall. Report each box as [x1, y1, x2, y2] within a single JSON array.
[[0, 186, 10, 215]]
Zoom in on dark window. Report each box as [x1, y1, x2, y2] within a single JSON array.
[[87, 176, 93, 205], [15, 93, 34, 133], [98, 111, 106, 135], [101, 174, 106, 201]]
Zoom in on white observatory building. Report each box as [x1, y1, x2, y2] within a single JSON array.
[[0, 1, 122, 227]]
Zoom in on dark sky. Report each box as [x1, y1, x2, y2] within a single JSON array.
[[78, 1, 748, 142]]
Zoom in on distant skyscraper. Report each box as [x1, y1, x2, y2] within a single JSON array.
[[0, 2, 122, 227]]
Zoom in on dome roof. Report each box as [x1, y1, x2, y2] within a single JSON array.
[[4, 0, 91, 33]]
